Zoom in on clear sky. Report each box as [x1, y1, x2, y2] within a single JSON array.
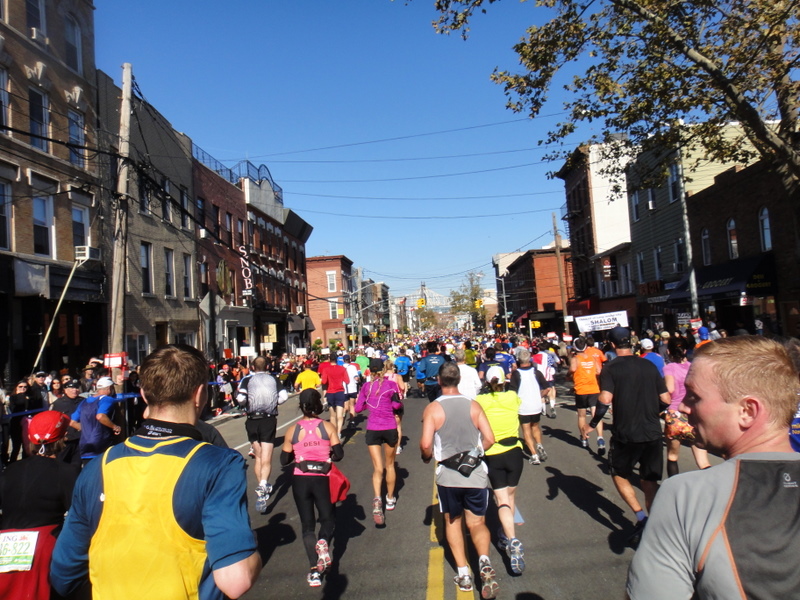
[[95, 1, 584, 301]]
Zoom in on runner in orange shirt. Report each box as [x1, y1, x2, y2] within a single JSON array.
[[569, 337, 606, 455]]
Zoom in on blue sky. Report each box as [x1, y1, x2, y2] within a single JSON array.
[[96, 1, 584, 301]]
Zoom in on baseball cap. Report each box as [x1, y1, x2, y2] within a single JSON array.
[[64, 379, 81, 389], [96, 376, 114, 389], [660, 331, 671, 339], [485, 365, 506, 384], [608, 326, 631, 346], [640, 338, 654, 350], [698, 326, 710, 340], [28, 411, 71, 445], [35, 371, 47, 377]]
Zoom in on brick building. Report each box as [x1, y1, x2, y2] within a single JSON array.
[[685, 161, 798, 336], [0, 0, 104, 380], [306, 256, 353, 347]]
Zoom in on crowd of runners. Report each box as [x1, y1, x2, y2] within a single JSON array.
[[1, 326, 799, 599]]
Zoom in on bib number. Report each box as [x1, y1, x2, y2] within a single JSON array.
[[0, 531, 39, 572]]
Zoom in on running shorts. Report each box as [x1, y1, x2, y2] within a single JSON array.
[[575, 393, 599, 410], [246, 415, 277, 444], [484, 447, 524, 489], [518, 413, 541, 425], [326, 391, 347, 408], [609, 438, 662, 481], [437, 486, 490, 518], [365, 428, 399, 447]]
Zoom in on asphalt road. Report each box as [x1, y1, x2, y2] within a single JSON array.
[[211, 379, 719, 600]]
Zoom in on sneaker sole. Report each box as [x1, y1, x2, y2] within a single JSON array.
[[373, 511, 384, 525], [385, 501, 397, 511], [510, 553, 525, 575], [315, 541, 331, 573], [453, 577, 473, 592], [481, 578, 499, 599]]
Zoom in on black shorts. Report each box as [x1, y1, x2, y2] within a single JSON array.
[[575, 393, 599, 410], [609, 438, 663, 481], [246, 415, 277, 444], [437, 485, 489, 518], [346, 392, 358, 400], [518, 414, 541, 425], [326, 391, 346, 408], [484, 447, 524, 489], [365, 428, 399, 447], [400, 372, 410, 382], [425, 383, 441, 403]]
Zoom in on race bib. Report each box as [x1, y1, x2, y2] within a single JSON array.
[[0, 531, 39, 572]]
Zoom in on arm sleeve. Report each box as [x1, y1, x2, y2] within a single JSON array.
[[627, 479, 697, 600], [354, 383, 368, 413], [235, 378, 249, 405], [599, 367, 614, 394]]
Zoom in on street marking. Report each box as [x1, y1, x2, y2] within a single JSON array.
[[427, 472, 444, 600], [233, 414, 303, 451]]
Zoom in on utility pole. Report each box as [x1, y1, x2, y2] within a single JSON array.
[[553, 212, 570, 335], [109, 63, 133, 371], [355, 267, 363, 348]]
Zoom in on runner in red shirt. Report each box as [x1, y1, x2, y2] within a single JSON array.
[[321, 354, 350, 437]]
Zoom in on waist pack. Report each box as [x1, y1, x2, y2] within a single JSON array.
[[298, 460, 331, 474], [440, 450, 482, 477]]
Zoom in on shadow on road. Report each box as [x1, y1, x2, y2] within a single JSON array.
[[254, 512, 296, 566], [543, 466, 632, 554], [318, 492, 367, 599]]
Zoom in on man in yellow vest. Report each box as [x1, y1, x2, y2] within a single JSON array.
[[51, 344, 261, 600]]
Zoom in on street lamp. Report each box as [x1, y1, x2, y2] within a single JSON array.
[[496, 276, 509, 335]]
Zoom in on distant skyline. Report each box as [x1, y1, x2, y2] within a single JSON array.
[[96, 1, 590, 300]]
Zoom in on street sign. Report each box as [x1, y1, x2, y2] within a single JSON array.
[[343, 317, 352, 325]]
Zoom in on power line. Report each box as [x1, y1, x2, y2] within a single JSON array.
[[294, 207, 560, 220]]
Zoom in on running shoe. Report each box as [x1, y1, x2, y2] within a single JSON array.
[[254, 486, 268, 513], [628, 517, 648, 550], [248, 445, 255, 458], [307, 569, 322, 587], [453, 573, 473, 592], [385, 496, 397, 511], [581, 438, 589, 449], [315, 539, 331, 573], [479, 557, 499, 599], [508, 538, 525, 575], [529, 453, 541, 466], [536, 443, 548, 462], [396, 445, 404, 454], [372, 497, 385, 525], [496, 527, 509, 552], [546, 405, 557, 419], [597, 437, 606, 456]]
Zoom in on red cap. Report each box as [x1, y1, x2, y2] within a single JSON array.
[[28, 411, 71, 444]]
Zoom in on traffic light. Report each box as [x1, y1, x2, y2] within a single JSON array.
[[474, 299, 483, 309], [417, 298, 426, 308]]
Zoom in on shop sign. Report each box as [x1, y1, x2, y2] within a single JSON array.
[[238, 245, 254, 298], [575, 310, 629, 333], [676, 313, 691, 325], [740, 296, 753, 306]]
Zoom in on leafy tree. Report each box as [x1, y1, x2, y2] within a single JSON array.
[[433, 0, 800, 196], [449, 271, 486, 329], [417, 306, 440, 330]]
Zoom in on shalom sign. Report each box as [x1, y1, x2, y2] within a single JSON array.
[[238, 245, 254, 298]]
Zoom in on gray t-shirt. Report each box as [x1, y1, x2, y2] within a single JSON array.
[[627, 452, 800, 600], [433, 394, 489, 489]]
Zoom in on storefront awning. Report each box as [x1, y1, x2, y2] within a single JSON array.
[[287, 314, 306, 331], [304, 316, 315, 332], [669, 255, 776, 302]]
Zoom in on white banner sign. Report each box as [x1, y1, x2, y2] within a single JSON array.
[[575, 310, 629, 333]]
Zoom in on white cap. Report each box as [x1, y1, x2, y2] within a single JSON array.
[[96, 376, 114, 389], [640, 338, 654, 350], [485, 365, 506, 384]]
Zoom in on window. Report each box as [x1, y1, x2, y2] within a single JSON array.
[[199, 262, 209, 296], [72, 205, 88, 247], [140, 242, 152, 294], [164, 248, 174, 296], [759, 207, 772, 252], [225, 212, 233, 246], [161, 178, 171, 222], [180, 189, 189, 228], [328, 300, 338, 319], [654, 246, 662, 280], [326, 271, 336, 292], [238, 219, 244, 246], [68, 110, 84, 167], [630, 190, 640, 222], [674, 239, 685, 272], [183, 254, 192, 298], [0, 181, 8, 249], [636, 252, 645, 283], [0, 69, 8, 133], [701, 228, 711, 265], [727, 218, 739, 259], [196, 196, 206, 229], [126, 334, 149, 367], [33, 195, 52, 256], [212, 205, 220, 237], [669, 163, 681, 203], [64, 15, 82, 73], [28, 88, 49, 151], [26, 0, 44, 31], [620, 263, 632, 294], [174, 332, 195, 346], [139, 175, 151, 214]]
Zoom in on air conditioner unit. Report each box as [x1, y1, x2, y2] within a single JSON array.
[[672, 262, 685, 274], [30, 28, 47, 44], [199, 228, 210, 240], [296, 305, 304, 314], [647, 200, 656, 211], [74, 246, 101, 261]]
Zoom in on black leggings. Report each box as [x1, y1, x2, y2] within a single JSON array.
[[292, 474, 336, 568]]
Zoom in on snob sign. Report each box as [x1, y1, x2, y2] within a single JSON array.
[[575, 310, 629, 333], [238, 245, 254, 297]]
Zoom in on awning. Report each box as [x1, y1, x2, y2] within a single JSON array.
[[669, 255, 776, 302], [515, 311, 530, 324], [287, 314, 306, 331], [304, 316, 315, 332]]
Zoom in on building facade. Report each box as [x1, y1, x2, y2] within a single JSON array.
[[0, 0, 104, 381], [306, 255, 353, 348]]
